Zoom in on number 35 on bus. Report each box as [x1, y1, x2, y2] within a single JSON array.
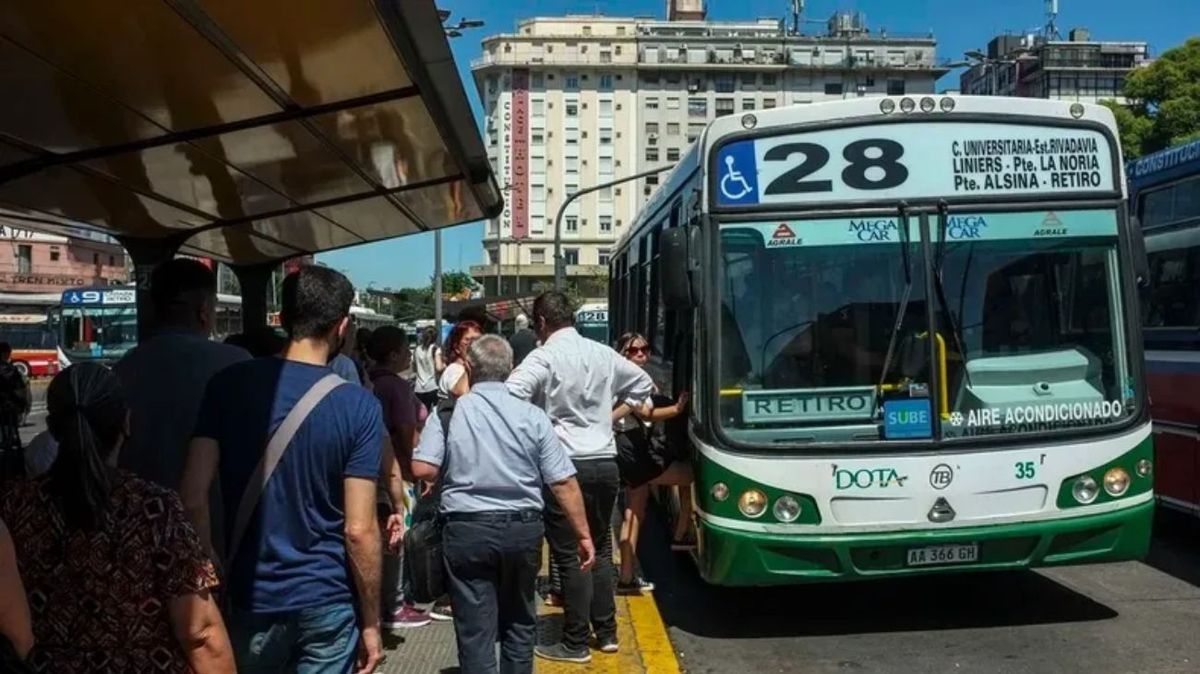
[[610, 96, 1150, 586]]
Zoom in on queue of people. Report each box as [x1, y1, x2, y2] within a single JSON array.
[[0, 257, 693, 673]]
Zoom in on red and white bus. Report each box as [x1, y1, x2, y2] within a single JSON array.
[[1129, 138, 1200, 516], [0, 313, 60, 378]]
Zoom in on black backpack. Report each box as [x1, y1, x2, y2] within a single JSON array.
[[402, 398, 455, 603]]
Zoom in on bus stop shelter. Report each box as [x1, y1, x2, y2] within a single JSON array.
[[0, 0, 502, 335]]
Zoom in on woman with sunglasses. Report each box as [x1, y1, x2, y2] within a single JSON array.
[[612, 333, 694, 595]]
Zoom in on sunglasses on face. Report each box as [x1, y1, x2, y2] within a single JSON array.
[[625, 345, 649, 356]]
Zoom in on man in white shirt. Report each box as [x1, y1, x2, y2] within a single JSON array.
[[507, 292, 654, 663]]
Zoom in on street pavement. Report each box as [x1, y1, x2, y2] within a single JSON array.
[[638, 506, 1200, 673]]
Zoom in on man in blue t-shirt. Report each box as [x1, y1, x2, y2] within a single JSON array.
[[181, 266, 386, 674]]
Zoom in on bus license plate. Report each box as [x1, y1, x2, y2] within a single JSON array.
[[906, 543, 978, 567]]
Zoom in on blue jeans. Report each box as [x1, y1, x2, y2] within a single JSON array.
[[442, 512, 544, 674], [229, 603, 360, 674]]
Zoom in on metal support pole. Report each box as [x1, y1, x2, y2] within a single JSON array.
[[494, 236, 502, 297], [553, 165, 678, 291], [232, 262, 275, 333], [434, 229, 443, 341]]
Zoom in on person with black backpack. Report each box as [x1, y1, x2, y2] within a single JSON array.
[[412, 335, 592, 674]]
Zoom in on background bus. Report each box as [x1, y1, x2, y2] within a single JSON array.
[[611, 97, 1148, 586], [575, 302, 609, 345], [59, 286, 242, 365], [0, 313, 59, 378], [1127, 138, 1200, 516]]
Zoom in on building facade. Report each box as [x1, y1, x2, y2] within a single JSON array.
[[960, 30, 1149, 103], [0, 219, 127, 311], [471, 8, 948, 299]]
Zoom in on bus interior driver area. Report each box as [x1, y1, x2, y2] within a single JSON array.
[[718, 207, 1134, 446]]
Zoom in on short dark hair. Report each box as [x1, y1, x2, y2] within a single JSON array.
[[367, 326, 408, 363], [532, 292, 575, 332], [0, 342, 11, 359], [151, 258, 217, 317], [280, 266, 355, 340]]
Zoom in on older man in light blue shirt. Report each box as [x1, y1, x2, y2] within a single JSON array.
[[412, 335, 592, 674]]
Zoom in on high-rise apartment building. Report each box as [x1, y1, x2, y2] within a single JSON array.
[[471, 7, 948, 299], [960, 30, 1149, 103]]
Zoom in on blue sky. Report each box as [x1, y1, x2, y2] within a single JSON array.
[[318, 0, 1200, 289]]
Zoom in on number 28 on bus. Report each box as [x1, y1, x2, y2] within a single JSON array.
[[610, 96, 1150, 586]]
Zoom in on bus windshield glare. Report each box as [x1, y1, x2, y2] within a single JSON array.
[[718, 209, 1134, 444]]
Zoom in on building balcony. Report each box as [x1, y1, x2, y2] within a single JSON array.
[[472, 52, 636, 69]]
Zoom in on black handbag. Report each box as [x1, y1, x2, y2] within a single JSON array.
[[401, 400, 453, 603]]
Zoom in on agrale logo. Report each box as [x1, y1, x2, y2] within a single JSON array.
[[767, 223, 800, 247]]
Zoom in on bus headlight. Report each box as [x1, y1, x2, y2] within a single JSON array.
[[880, 98, 896, 114], [920, 97, 936, 112], [738, 489, 768, 518], [900, 97, 916, 113], [773, 495, 802, 522], [1072, 475, 1099, 504], [1104, 467, 1131, 496], [1136, 458, 1152, 478], [1070, 103, 1085, 118], [939, 97, 956, 112], [711, 482, 730, 502], [741, 113, 758, 129]]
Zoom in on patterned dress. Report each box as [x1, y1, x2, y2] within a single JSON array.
[[0, 472, 219, 673]]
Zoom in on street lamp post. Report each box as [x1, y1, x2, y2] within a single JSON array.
[[553, 165, 678, 291]]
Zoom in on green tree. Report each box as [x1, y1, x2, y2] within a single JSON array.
[[432, 271, 479, 296], [1106, 37, 1200, 157]]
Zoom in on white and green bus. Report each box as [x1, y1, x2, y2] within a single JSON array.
[[609, 96, 1151, 585]]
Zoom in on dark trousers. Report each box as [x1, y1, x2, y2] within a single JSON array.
[[544, 458, 619, 650], [442, 511, 543, 674]]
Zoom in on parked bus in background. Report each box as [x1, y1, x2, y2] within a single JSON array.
[[350, 305, 396, 332], [1127, 137, 1200, 517], [0, 314, 59, 378], [59, 286, 242, 366], [575, 302, 609, 345], [610, 96, 1149, 585]]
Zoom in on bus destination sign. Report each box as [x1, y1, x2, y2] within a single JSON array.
[[715, 122, 1114, 207], [743, 386, 877, 424], [62, 288, 136, 306]]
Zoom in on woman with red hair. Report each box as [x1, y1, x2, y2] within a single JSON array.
[[438, 321, 483, 400]]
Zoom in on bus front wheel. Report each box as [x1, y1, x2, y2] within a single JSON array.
[[12, 361, 29, 378]]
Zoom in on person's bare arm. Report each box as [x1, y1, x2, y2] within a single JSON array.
[[411, 460, 440, 483], [179, 438, 220, 558], [635, 392, 690, 422], [547, 477, 595, 570], [450, 370, 470, 398], [344, 477, 383, 671], [612, 402, 633, 422], [168, 591, 235, 673], [0, 520, 33, 660]]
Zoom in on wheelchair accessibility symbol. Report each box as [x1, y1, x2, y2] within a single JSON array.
[[716, 142, 758, 205]]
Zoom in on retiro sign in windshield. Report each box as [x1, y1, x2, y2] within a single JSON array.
[[715, 122, 1116, 207]]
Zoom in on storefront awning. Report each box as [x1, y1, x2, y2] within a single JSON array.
[[0, 0, 502, 265]]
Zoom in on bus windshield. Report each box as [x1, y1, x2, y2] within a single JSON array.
[[60, 305, 137, 363], [717, 209, 1134, 445]]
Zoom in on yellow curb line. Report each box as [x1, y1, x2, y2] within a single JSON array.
[[626, 594, 683, 674]]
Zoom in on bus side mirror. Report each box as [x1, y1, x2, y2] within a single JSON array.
[[1130, 216, 1149, 288], [660, 226, 700, 310]]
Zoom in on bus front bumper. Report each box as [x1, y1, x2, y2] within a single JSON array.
[[696, 499, 1153, 586]]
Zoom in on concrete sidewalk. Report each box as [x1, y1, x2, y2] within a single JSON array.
[[378, 591, 679, 673]]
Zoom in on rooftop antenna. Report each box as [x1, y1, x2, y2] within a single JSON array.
[[1044, 0, 1061, 40]]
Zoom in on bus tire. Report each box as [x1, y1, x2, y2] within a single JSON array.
[[12, 361, 29, 378]]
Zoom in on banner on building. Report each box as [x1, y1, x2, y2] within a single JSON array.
[[509, 69, 529, 239]]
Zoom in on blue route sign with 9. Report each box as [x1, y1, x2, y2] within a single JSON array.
[[716, 141, 760, 206]]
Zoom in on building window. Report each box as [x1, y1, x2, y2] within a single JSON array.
[[565, 102, 578, 117], [715, 73, 736, 93], [762, 73, 777, 86], [667, 147, 681, 161], [646, 96, 659, 110], [599, 249, 612, 266], [532, 131, 544, 145], [688, 98, 707, 117], [565, 73, 579, 90], [740, 72, 757, 87], [666, 122, 680, 135], [49, 249, 60, 262], [17, 245, 32, 275], [687, 122, 705, 142], [864, 76, 876, 87], [599, 157, 613, 174], [646, 122, 659, 134], [716, 98, 735, 117], [109, 255, 115, 267], [599, 186, 613, 202], [646, 147, 659, 161], [530, 248, 546, 264], [531, 184, 546, 202], [887, 79, 906, 95], [565, 248, 580, 266], [763, 98, 777, 109], [600, 216, 613, 233], [599, 73, 614, 90], [582, 26, 592, 36], [599, 99, 614, 118], [742, 98, 755, 111], [565, 157, 579, 173], [599, 130, 613, 145], [646, 175, 659, 186], [532, 99, 545, 116], [487, 249, 498, 265], [600, 50, 612, 64], [824, 82, 844, 95], [666, 97, 680, 110], [532, 72, 544, 88], [565, 216, 579, 233]]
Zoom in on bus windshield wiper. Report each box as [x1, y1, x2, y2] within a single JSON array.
[[875, 203, 912, 398], [933, 200, 973, 389]]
